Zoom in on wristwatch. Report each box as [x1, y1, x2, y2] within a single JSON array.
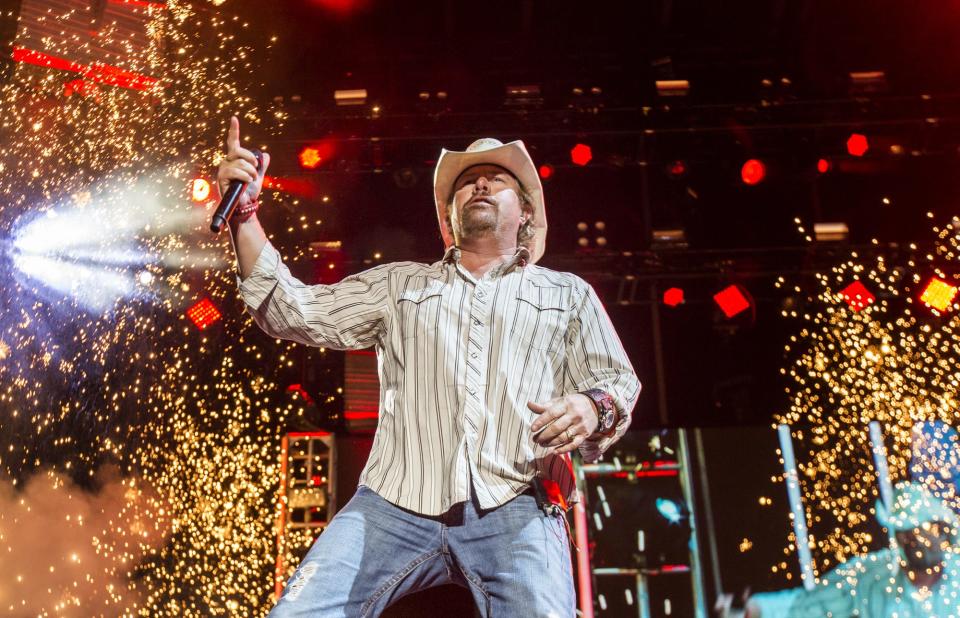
[[580, 389, 617, 437]]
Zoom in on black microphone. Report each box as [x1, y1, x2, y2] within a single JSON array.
[[210, 149, 263, 234]]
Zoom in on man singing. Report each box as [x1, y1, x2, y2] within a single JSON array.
[[217, 116, 640, 617]]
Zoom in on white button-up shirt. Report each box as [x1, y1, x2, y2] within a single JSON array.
[[240, 242, 640, 516]]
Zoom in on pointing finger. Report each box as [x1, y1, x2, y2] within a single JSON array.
[[226, 115, 241, 154]]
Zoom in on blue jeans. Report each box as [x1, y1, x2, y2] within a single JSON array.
[[269, 485, 575, 617]]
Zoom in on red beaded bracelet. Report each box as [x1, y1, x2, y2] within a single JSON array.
[[232, 198, 260, 223]]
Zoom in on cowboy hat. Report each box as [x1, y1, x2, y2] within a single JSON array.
[[433, 138, 547, 264]]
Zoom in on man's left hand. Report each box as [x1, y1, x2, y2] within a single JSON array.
[[528, 394, 599, 455]]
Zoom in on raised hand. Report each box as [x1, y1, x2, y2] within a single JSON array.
[[215, 115, 271, 208]]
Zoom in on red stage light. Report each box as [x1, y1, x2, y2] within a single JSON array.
[[570, 143, 593, 166], [840, 280, 875, 311], [663, 287, 685, 307], [713, 285, 751, 318], [920, 277, 958, 312], [191, 178, 211, 202], [185, 298, 221, 330], [13, 46, 159, 92], [299, 147, 323, 169], [741, 159, 766, 185], [817, 158, 831, 174], [668, 160, 687, 178], [299, 140, 336, 170], [846, 133, 869, 157], [539, 164, 555, 180]]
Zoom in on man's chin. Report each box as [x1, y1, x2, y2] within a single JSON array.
[[459, 216, 498, 239]]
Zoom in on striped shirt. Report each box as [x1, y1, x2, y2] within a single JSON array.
[[239, 242, 640, 516]]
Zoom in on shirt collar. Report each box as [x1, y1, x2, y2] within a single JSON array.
[[442, 245, 530, 275]]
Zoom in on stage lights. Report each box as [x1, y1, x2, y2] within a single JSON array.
[[920, 277, 958, 312], [713, 285, 752, 318], [817, 158, 831, 174], [663, 287, 684, 307], [846, 133, 869, 157], [299, 147, 323, 169], [570, 143, 593, 166], [840, 280, 875, 311], [538, 164, 555, 181], [185, 298, 221, 330], [740, 159, 766, 185], [667, 160, 687, 178], [299, 140, 336, 170], [190, 178, 211, 202]]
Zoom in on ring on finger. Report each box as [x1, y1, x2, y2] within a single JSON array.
[[564, 428, 575, 443]]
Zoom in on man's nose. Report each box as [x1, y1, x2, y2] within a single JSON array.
[[473, 176, 490, 193]]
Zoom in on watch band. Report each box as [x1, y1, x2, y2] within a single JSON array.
[[580, 388, 617, 437]]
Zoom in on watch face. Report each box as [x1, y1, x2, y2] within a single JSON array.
[[601, 410, 615, 431]]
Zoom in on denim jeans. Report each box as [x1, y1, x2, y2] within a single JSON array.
[[268, 485, 575, 617]]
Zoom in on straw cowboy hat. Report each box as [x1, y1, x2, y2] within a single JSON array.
[[433, 138, 547, 264]]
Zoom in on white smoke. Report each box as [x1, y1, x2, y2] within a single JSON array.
[[0, 467, 168, 617]]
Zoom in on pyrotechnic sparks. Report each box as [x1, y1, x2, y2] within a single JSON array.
[[0, 1, 316, 615], [777, 214, 960, 578]]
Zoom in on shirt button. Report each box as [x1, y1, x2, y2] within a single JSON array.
[[477, 289, 486, 298], [470, 352, 478, 359], [473, 318, 482, 326]]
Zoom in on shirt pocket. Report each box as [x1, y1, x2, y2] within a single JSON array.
[[512, 282, 569, 353], [396, 279, 446, 340]]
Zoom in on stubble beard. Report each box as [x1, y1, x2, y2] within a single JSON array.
[[457, 205, 499, 241]]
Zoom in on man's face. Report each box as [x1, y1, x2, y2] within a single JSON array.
[[449, 164, 526, 245], [896, 520, 954, 571]]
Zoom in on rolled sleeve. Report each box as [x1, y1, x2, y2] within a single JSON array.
[[237, 241, 391, 350], [564, 281, 641, 463]]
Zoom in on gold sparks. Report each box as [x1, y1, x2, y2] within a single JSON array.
[[0, 1, 317, 616], [777, 217, 960, 576]]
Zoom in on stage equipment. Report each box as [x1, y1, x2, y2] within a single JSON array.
[[839, 280, 875, 311], [190, 178, 211, 203], [655, 80, 690, 97], [504, 84, 543, 108], [846, 133, 869, 157], [813, 222, 849, 242], [740, 159, 766, 185], [662, 288, 684, 308], [849, 70, 888, 95], [334, 88, 367, 106], [273, 432, 336, 600], [343, 350, 379, 432], [210, 150, 262, 234], [920, 277, 958, 312], [713, 285, 751, 319], [776, 425, 816, 591], [571, 143, 593, 166], [299, 147, 323, 169], [651, 228, 687, 249], [667, 160, 687, 178], [574, 430, 708, 618], [816, 158, 831, 174], [185, 297, 221, 330]]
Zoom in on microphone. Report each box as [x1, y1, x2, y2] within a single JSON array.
[[210, 149, 263, 234]]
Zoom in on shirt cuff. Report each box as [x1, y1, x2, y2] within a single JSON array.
[[237, 241, 281, 306]]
